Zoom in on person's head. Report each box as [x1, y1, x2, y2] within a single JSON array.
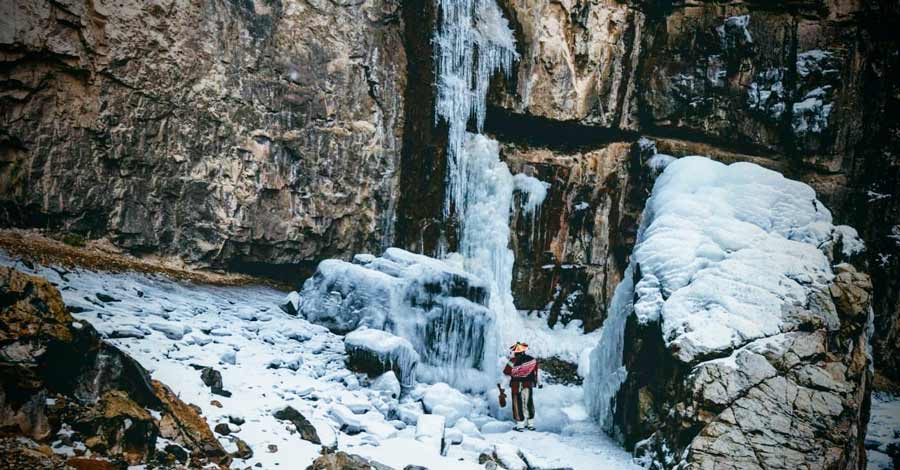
[[510, 342, 528, 357]]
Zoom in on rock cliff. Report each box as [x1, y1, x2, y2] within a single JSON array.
[[0, 0, 405, 280]]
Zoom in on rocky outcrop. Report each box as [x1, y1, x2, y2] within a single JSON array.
[[599, 153, 876, 470], [493, 0, 645, 130], [307, 451, 393, 470], [0, 0, 406, 277], [0, 266, 228, 467], [618, 264, 873, 470]]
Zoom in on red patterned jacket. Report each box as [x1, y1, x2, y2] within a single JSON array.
[[503, 353, 538, 391]]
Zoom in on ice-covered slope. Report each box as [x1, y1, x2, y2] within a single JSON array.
[[585, 155, 873, 469], [0, 253, 638, 469]]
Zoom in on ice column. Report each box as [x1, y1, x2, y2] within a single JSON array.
[[584, 265, 634, 432], [432, 0, 548, 375], [434, 0, 518, 219]]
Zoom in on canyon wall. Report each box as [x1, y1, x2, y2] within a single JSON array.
[[0, 0, 897, 380], [0, 0, 406, 281]]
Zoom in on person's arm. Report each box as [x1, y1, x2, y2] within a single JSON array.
[[503, 360, 513, 376]]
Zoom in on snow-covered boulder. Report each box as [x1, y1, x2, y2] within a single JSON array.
[[344, 328, 419, 388], [586, 156, 873, 470], [415, 414, 446, 453], [370, 371, 402, 399], [422, 382, 473, 427], [295, 248, 494, 388]]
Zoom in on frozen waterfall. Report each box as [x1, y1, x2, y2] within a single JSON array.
[[434, 0, 519, 219]]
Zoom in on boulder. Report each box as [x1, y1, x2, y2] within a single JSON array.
[[273, 406, 321, 445], [300, 248, 493, 389], [588, 158, 873, 469], [344, 329, 420, 388], [306, 451, 393, 470]]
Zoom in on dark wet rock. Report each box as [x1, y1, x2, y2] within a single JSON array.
[[273, 406, 321, 445], [164, 443, 189, 464], [198, 366, 231, 398], [538, 357, 582, 386], [231, 436, 253, 460], [214, 423, 231, 436], [95, 293, 120, 303]]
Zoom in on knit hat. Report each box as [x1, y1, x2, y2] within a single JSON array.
[[510, 342, 529, 353]]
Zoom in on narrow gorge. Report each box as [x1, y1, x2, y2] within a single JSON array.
[[1, 0, 898, 469]]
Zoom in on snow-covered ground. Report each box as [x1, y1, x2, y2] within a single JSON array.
[[867, 392, 900, 470], [0, 252, 637, 470]]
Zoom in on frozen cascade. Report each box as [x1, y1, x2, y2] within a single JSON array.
[[297, 248, 495, 390], [296, 0, 570, 392], [583, 265, 634, 433], [434, 0, 518, 218]]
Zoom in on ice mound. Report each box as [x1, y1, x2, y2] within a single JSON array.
[[630, 156, 853, 362], [296, 248, 494, 389], [586, 155, 865, 428]]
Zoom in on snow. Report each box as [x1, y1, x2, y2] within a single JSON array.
[[1, 253, 639, 469], [422, 382, 474, 426], [370, 372, 401, 399], [414, 414, 446, 452], [866, 392, 900, 469], [586, 154, 857, 430], [648, 153, 676, 175], [833, 224, 866, 258]]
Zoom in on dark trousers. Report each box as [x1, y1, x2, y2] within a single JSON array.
[[511, 383, 534, 422]]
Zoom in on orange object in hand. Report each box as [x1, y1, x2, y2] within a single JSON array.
[[497, 383, 507, 408]]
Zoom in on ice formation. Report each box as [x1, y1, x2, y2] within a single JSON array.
[[585, 155, 864, 430], [297, 248, 494, 390], [434, 0, 518, 216], [344, 328, 421, 388]]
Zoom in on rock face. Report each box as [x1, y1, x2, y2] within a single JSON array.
[[0, 266, 227, 467], [0, 0, 406, 276], [505, 140, 652, 330], [493, 0, 645, 130]]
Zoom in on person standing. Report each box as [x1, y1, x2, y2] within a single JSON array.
[[503, 342, 540, 431]]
